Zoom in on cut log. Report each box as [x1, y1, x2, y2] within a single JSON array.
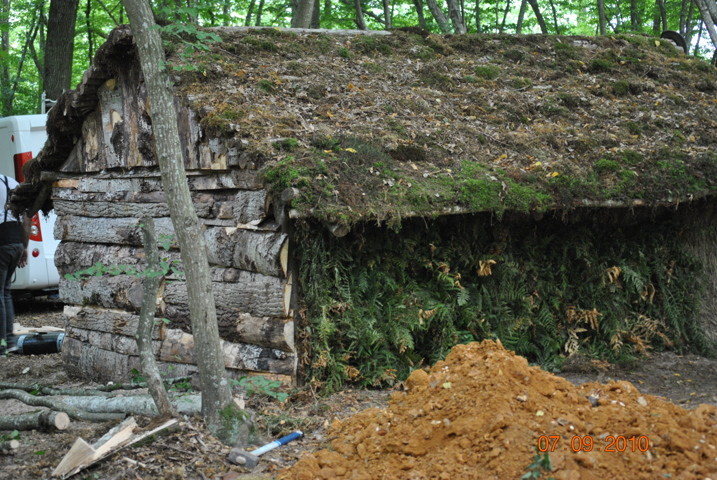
[[54, 215, 175, 245], [63, 305, 165, 340], [205, 228, 288, 276], [158, 329, 296, 375], [65, 326, 162, 356], [0, 389, 125, 423], [0, 411, 70, 432], [59, 394, 200, 417], [53, 200, 213, 218], [61, 337, 199, 383], [0, 440, 20, 453]]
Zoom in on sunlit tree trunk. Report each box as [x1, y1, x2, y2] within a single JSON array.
[[597, 0, 607, 34], [45, 0, 79, 101], [447, 0, 466, 33], [695, 0, 717, 52]]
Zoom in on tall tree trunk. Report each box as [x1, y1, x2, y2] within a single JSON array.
[[1, 0, 11, 115], [655, 0, 667, 33], [695, 0, 717, 52], [413, 0, 427, 29], [629, 0, 640, 30], [447, 0, 466, 33], [121, 0, 249, 445], [475, 0, 481, 32], [291, 0, 316, 27], [597, 0, 607, 34], [526, 0, 548, 33], [245, 0, 255, 26], [85, 0, 93, 62], [548, 0, 560, 34], [255, 0, 264, 25], [310, 0, 320, 28], [499, 0, 511, 33], [382, 0, 392, 29], [45, 0, 79, 101], [425, 0, 452, 33], [354, 0, 367, 29], [516, 0, 527, 33]]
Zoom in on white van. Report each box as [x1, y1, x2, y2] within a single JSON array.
[[0, 114, 60, 293]]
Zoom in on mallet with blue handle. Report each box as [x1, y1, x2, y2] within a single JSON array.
[[228, 431, 304, 468]]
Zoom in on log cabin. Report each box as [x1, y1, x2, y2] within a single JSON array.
[[7, 25, 717, 386]]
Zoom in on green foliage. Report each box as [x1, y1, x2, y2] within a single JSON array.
[[521, 450, 556, 480], [154, 8, 222, 72], [589, 58, 613, 73], [232, 375, 288, 402], [0, 430, 19, 443], [130, 368, 146, 386], [298, 212, 710, 392], [474, 65, 500, 80], [595, 158, 620, 173]]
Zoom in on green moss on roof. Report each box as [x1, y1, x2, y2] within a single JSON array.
[[169, 29, 717, 227]]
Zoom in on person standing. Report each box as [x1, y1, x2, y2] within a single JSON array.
[[0, 175, 30, 355]]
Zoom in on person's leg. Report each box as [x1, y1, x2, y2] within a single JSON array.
[[0, 243, 23, 351]]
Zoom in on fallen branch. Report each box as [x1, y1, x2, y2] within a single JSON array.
[[59, 393, 201, 417], [0, 389, 124, 423], [0, 376, 192, 395], [0, 410, 70, 432], [53, 416, 179, 478]]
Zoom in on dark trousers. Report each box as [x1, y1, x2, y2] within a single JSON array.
[[0, 243, 23, 349]]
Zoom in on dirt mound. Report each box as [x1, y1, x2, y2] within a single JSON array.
[[283, 340, 717, 480]]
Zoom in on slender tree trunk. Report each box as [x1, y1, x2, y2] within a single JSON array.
[[86, 0, 94, 62], [548, 0, 560, 34], [655, 0, 667, 33], [629, 0, 640, 30], [475, 0, 481, 32], [245, 0, 255, 26], [526, 0, 548, 33], [425, 0, 452, 33], [121, 0, 249, 444], [516, 0, 527, 33], [1, 0, 11, 115], [310, 0, 320, 28], [597, 0, 607, 34], [291, 0, 316, 27], [255, 0, 264, 25], [382, 0, 392, 29], [499, 0, 511, 33], [413, 0, 427, 29], [354, 0, 367, 29], [45, 0, 79, 101], [137, 217, 176, 418], [695, 0, 717, 51]]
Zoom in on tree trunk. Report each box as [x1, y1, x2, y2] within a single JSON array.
[[526, 0, 548, 34], [291, 0, 316, 28], [60, 393, 201, 416], [255, 0, 265, 25], [475, 0, 481, 32], [499, 0, 511, 33], [0, 410, 70, 432], [121, 0, 249, 445], [354, 0, 367, 30], [598, 0, 607, 35], [0, 389, 125, 422], [516, 0, 527, 33], [425, 0, 452, 33], [45, 0, 80, 101], [548, 0, 560, 34], [137, 217, 176, 418], [695, 0, 717, 51], [413, 0, 428, 29], [630, 0, 640, 30], [1, 0, 11, 115], [446, 0, 466, 33], [382, 0, 392, 29]]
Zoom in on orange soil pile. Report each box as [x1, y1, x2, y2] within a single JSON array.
[[284, 340, 717, 480]]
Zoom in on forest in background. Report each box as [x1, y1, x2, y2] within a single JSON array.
[[1, 0, 717, 116]]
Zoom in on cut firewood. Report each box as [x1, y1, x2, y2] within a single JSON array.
[[0, 389, 124, 423], [0, 439, 20, 453], [0, 410, 70, 432], [52, 416, 178, 478], [59, 393, 201, 417]]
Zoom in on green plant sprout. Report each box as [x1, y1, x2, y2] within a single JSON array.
[[521, 450, 556, 479], [231, 375, 288, 402]]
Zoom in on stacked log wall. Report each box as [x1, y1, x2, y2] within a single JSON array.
[[54, 69, 296, 385]]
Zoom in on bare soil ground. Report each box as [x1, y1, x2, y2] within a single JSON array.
[[1, 297, 717, 480]]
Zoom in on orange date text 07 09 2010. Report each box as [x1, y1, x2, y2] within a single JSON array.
[[537, 435, 650, 453]]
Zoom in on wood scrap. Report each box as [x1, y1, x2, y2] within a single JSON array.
[[52, 416, 179, 478], [0, 410, 70, 432], [0, 439, 20, 453]]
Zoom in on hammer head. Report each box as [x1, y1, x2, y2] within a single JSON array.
[[228, 448, 260, 469]]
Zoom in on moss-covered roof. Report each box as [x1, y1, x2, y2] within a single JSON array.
[[11, 26, 717, 227], [173, 27, 717, 227]]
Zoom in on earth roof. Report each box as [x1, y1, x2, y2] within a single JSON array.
[[11, 26, 717, 228]]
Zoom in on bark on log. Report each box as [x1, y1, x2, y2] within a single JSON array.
[[0, 411, 70, 432], [53, 200, 213, 218], [0, 390, 125, 422], [205, 228, 288, 276], [63, 305, 164, 340], [66, 325, 162, 356], [0, 440, 20, 452], [59, 394, 200, 417], [158, 329, 296, 375]]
